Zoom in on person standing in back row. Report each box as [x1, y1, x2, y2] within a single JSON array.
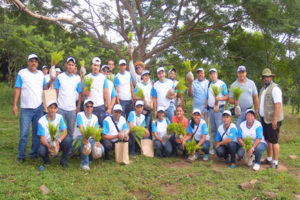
[[259, 68, 284, 169]]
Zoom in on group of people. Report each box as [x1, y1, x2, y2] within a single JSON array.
[[13, 51, 283, 171]]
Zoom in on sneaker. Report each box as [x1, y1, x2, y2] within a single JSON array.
[[17, 158, 25, 164], [209, 149, 216, 155], [230, 164, 236, 168], [262, 158, 272, 165], [80, 164, 90, 171], [203, 154, 209, 161], [187, 155, 197, 162], [269, 163, 278, 169], [253, 163, 260, 171], [248, 155, 255, 166]]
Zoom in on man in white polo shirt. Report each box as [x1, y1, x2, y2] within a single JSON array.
[[55, 57, 82, 136], [101, 65, 117, 113], [114, 59, 134, 119], [13, 54, 46, 162], [153, 66, 176, 121], [84, 57, 111, 126]]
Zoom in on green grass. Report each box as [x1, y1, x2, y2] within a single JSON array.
[[0, 83, 300, 199]]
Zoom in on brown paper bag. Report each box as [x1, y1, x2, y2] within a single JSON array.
[[115, 142, 130, 165], [141, 139, 154, 157], [43, 89, 57, 112]]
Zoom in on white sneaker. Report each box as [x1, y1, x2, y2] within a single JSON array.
[[209, 149, 216, 155], [188, 155, 197, 162], [248, 155, 255, 166], [80, 164, 90, 171], [253, 163, 260, 171]]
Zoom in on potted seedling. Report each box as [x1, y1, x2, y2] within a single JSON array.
[[232, 86, 244, 117], [243, 137, 253, 163], [48, 120, 60, 156], [211, 85, 221, 112], [175, 79, 187, 106], [92, 127, 103, 159], [185, 138, 203, 161], [79, 124, 98, 156], [80, 60, 87, 78], [50, 51, 64, 80], [183, 60, 198, 82], [127, 32, 134, 55], [130, 126, 146, 149]]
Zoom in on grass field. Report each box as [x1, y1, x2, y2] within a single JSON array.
[[0, 83, 299, 200]]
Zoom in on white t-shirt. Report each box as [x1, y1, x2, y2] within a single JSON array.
[[107, 79, 117, 100], [238, 120, 267, 144], [37, 113, 67, 142], [135, 82, 153, 103], [55, 72, 82, 111], [15, 68, 46, 109], [207, 79, 228, 107], [128, 111, 146, 127], [129, 60, 142, 86], [73, 111, 99, 139], [45, 74, 50, 84], [259, 85, 282, 117], [216, 123, 238, 143], [85, 73, 108, 107], [151, 118, 171, 139], [187, 119, 210, 141], [102, 115, 128, 142], [153, 79, 175, 110], [114, 71, 133, 101]]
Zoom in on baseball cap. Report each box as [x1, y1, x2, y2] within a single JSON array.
[[92, 57, 101, 65], [28, 54, 38, 61], [84, 99, 94, 106], [119, 59, 127, 65], [246, 109, 255, 115], [47, 100, 57, 107], [237, 65, 246, 72], [135, 100, 144, 107], [113, 104, 123, 111], [192, 108, 201, 115], [222, 110, 232, 116], [209, 68, 217, 73], [55, 68, 62, 73], [42, 65, 48, 70], [157, 66, 165, 73], [142, 70, 150, 76], [66, 57, 76, 64], [157, 106, 165, 112], [101, 65, 109, 71], [197, 68, 204, 72], [168, 68, 176, 74]]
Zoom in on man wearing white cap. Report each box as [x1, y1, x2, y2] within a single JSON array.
[[229, 66, 259, 127], [207, 67, 228, 154], [83, 57, 110, 126], [101, 65, 117, 112], [114, 59, 134, 119], [42, 65, 50, 83], [188, 67, 209, 122], [37, 101, 72, 168], [101, 104, 129, 161], [168, 68, 183, 108], [55, 57, 82, 137], [13, 54, 47, 162], [153, 66, 176, 121]]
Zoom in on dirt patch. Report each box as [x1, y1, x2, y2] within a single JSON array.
[[130, 190, 149, 200], [162, 160, 192, 168], [162, 183, 178, 194]]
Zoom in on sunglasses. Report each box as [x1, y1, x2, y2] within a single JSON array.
[[103, 69, 110, 73], [114, 110, 122, 113], [85, 106, 93, 108]]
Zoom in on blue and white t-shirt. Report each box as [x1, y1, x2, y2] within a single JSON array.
[[238, 120, 266, 144], [216, 123, 238, 143], [85, 73, 108, 107], [37, 113, 67, 142], [114, 71, 133, 101], [152, 117, 171, 139], [73, 111, 99, 139], [187, 119, 210, 141], [192, 78, 209, 111], [107, 79, 117, 100], [55, 72, 82, 111], [102, 115, 128, 142], [128, 111, 146, 127], [134, 82, 154, 103], [15, 68, 46, 109], [207, 79, 228, 107], [153, 79, 175, 110]]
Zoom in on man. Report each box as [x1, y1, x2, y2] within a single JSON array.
[[42, 65, 50, 83], [229, 65, 259, 126], [55, 67, 62, 76], [55, 57, 82, 137], [13, 54, 47, 163], [188, 67, 209, 122], [84, 57, 111, 126], [101, 65, 117, 113], [101, 104, 129, 161], [259, 68, 283, 169], [113, 59, 134, 119], [37, 101, 72, 168], [153, 67, 176, 121], [107, 60, 115, 78], [168, 68, 182, 107], [206, 68, 228, 154]]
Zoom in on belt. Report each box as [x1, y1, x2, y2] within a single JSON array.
[[209, 105, 224, 110]]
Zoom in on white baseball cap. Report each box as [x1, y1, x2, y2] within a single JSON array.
[[157, 106, 165, 112], [135, 100, 144, 107], [101, 65, 109, 70], [42, 65, 48, 70], [84, 99, 94, 106], [168, 68, 176, 74], [222, 110, 232, 116], [113, 104, 123, 111], [47, 100, 57, 107], [66, 57, 76, 64], [28, 54, 38, 61], [92, 57, 101, 65], [192, 108, 201, 115], [142, 70, 150, 76], [119, 59, 127, 65], [237, 65, 246, 72], [246, 109, 255, 115], [157, 66, 165, 73], [209, 68, 217, 73], [197, 68, 204, 72], [55, 68, 62, 73]]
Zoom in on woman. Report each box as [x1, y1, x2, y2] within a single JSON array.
[[152, 106, 172, 157], [170, 106, 189, 156], [215, 110, 238, 168], [237, 109, 267, 171], [182, 109, 210, 161]]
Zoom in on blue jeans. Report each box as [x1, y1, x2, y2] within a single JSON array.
[[18, 104, 44, 159], [235, 110, 247, 127], [57, 108, 76, 136], [164, 103, 175, 121], [93, 105, 106, 127], [237, 142, 267, 164], [38, 134, 73, 165], [120, 100, 133, 119], [79, 138, 104, 166], [216, 142, 238, 163], [144, 109, 152, 136], [209, 106, 224, 150], [154, 139, 173, 157], [195, 139, 210, 154]]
